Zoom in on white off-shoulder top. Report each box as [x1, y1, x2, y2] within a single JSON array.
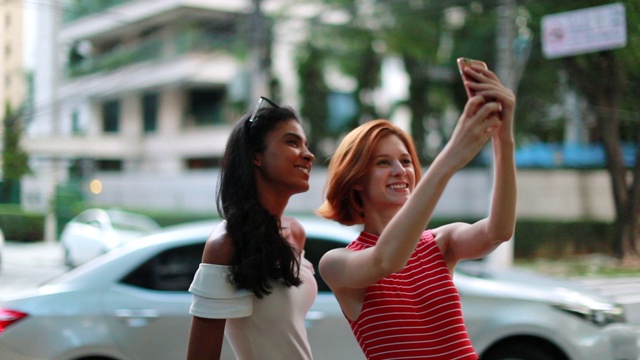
[[189, 253, 317, 360]]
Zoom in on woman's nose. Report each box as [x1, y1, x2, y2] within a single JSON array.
[[303, 147, 315, 162], [391, 161, 406, 175]]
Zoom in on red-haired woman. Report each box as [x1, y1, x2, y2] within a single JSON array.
[[317, 65, 516, 360]]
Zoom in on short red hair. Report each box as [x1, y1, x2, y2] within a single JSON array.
[[317, 119, 422, 225]]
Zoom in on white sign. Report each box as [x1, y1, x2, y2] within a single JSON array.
[[542, 3, 627, 59]]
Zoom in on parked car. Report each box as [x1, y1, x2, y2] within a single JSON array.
[[0, 218, 638, 360], [60, 208, 161, 267], [0, 226, 4, 271]]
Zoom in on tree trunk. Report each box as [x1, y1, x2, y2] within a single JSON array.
[[564, 52, 640, 263], [622, 120, 640, 266], [403, 55, 431, 164]]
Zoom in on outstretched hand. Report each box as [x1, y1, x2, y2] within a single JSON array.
[[440, 95, 502, 170], [463, 65, 516, 143]]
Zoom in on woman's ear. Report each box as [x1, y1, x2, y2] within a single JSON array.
[[253, 152, 263, 167]]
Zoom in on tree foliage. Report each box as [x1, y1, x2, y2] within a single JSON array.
[[522, 0, 640, 264], [283, 0, 640, 261], [2, 103, 30, 203]]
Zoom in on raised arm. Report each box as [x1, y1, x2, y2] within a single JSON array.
[[320, 94, 503, 291], [434, 65, 517, 268]]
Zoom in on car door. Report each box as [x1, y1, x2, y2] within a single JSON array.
[[304, 235, 366, 360], [101, 241, 236, 360]]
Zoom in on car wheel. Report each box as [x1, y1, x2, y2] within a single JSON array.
[[481, 338, 568, 360]]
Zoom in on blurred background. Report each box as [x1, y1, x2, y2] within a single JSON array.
[[1, 0, 639, 272]]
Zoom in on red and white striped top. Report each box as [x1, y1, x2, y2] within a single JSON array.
[[346, 230, 478, 360]]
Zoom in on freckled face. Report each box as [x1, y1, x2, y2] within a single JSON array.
[[254, 119, 315, 196], [357, 134, 416, 210]]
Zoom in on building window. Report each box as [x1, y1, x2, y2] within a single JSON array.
[[96, 159, 122, 172], [69, 158, 95, 179], [102, 100, 120, 133], [142, 92, 158, 133], [186, 157, 220, 170], [187, 88, 224, 126], [71, 110, 83, 135]]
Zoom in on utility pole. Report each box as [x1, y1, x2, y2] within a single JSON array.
[[495, 0, 517, 90], [249, 0, 270, 101], [43, 1, 61, 244], [486, 0, 516, 269]]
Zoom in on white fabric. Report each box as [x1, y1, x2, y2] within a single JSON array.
[[189, 264, 252, 318], [189, 253, 317, 360]]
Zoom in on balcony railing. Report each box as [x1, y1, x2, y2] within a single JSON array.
[[63, 0, 132, 23], [66, 31, 242, 79]]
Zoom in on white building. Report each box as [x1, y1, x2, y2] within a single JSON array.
[[1, 0, 27, 159], [21, 1, 275, 215], [0, 0, 26, 112]]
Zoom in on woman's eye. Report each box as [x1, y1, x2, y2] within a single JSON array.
[[376, 159, 390, 166]]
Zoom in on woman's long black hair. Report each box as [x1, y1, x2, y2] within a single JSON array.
[[217, 105, 302, 298]]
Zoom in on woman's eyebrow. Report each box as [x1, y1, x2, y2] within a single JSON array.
[[284, 132, 306, 141], [284, 132, 303, 139]]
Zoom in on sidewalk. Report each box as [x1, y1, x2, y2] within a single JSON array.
[[4, 240, 65, 268], [1, 241, 67, 295]]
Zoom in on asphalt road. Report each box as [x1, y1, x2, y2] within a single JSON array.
[[0, 241, 67, 296]]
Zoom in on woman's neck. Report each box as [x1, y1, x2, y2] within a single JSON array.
[[362, 206, 400, 236]]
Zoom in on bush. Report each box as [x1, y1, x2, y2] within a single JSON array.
[[0, 204, 617, 258], [0, 205, 45, 242], [431, 217, 614, 259], [126, 208, 217, 227], [513, 219, 613, 259]]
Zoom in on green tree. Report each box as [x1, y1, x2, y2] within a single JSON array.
[[297, 42, 331, 160], [282, 0, 640, 262], [524, 0, 640, 265], [2, 102, 30, 203]]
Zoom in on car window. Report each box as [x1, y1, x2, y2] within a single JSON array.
[[120, 242, 205, 291], [119, 236, 347, 293], [304, 237, 348, 293]]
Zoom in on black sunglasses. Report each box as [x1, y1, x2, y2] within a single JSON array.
[[247, 96, 280, 124]]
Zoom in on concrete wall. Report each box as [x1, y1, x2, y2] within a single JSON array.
[[21, 168, 613, 221]]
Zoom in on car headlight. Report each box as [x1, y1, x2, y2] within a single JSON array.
[[553, 302, 627, 326]]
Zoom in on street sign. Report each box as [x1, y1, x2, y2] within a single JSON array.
[[542, 3, 627, 59]]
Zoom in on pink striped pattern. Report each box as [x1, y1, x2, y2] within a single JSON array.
[[346, 231, 478, 360]]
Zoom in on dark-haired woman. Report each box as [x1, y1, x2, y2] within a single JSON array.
[[186, 98, 316, 360]]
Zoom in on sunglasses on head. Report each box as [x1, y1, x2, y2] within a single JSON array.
[[247, 96, 280, 124]]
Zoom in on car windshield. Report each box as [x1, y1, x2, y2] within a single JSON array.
[[107, 210, 160, 233]]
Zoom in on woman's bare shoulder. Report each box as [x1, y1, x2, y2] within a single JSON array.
[[202, 221, 233, 265], [282, 216, 306, 250]]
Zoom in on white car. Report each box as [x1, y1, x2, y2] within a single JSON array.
[[0, 226, 4, 271], [60, 208, 161, 267], [0, 218, 638, 360]]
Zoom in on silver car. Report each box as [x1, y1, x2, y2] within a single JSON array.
[[60, 208, 161, 267], [0, 218, 637, 360], [0, 226, 4, 271]]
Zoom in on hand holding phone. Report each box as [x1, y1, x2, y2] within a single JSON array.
[[457, 57, 488, 98]]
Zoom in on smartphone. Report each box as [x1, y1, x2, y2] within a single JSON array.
[[457, 57, 488, 98]]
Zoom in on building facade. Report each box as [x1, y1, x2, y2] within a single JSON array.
[[21, 0, 270, 213], [0, 0, 26, 113]]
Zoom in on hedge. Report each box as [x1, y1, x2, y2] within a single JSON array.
[[0, 205, 616, 259]]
